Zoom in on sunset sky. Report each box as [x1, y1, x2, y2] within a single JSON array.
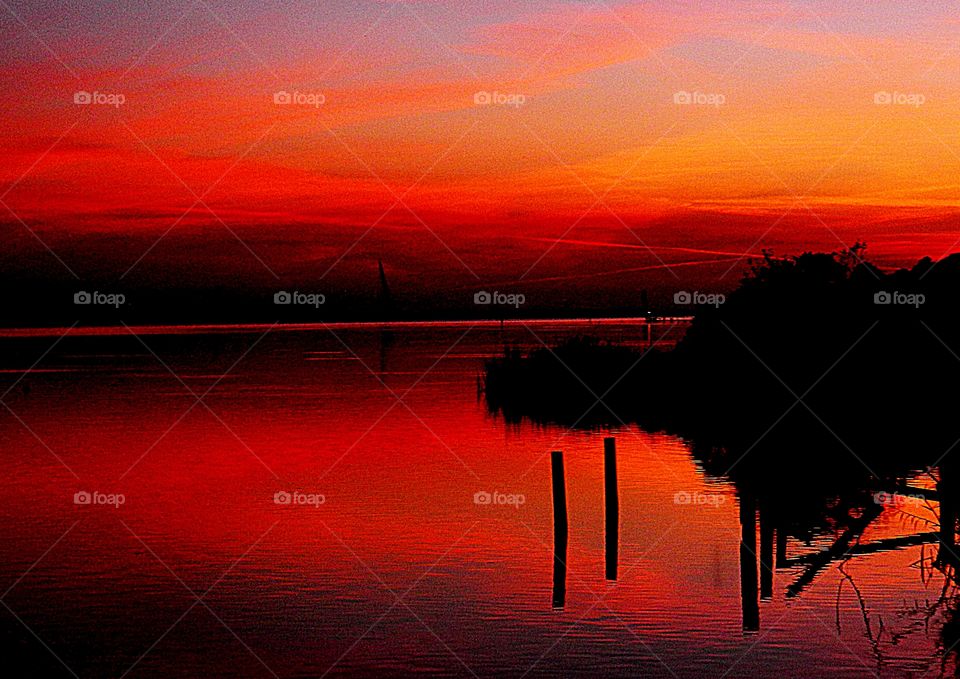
[[3, 0, 960, 308]]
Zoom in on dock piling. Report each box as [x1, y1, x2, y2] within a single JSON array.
[[551, 451, 568, 608], [604, 437, 619, 580]]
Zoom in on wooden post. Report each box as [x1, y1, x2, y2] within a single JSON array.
[[604, 437, 619, 580], [739, 491, 759, 632], [552, 451, 568, 537], [552, 451, 568, 608]]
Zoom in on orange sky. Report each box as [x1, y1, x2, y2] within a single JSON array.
[[2, 0, 960, 297]]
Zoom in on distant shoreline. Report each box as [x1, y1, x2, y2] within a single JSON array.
[[0, 316, 695, 339]]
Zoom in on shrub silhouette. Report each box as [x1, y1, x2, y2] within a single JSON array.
[[484, 245, 960, 469]]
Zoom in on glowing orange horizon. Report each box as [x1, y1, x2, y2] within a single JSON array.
[[3, 1, 960, 282]]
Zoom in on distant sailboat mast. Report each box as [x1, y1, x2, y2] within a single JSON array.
[[377, 259, 393, 318], [376, 260, 394, 372]]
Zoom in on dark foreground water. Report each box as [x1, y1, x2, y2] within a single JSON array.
[[0, 319, 952, 678]]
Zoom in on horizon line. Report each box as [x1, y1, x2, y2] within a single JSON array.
[[0, 316, 696, 339]]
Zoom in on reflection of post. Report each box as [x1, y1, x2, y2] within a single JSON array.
[[759, 502, 773, 600], [776, 528, 787, 567], [552, 451, 568, 608], [739, 491, 759, 631], [939, 460, 958, 567], [604, 438, 619, 580]]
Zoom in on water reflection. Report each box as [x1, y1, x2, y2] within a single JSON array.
[[551, 450, 568, 609], [725, 451, 960, 672], [759, 499, 774, 601], [604, 437, 619, 582], [523, 406, 960, 675], [1, 320, 959, 677], [739, 490, 759, 632], [939, 459, 959, 570]]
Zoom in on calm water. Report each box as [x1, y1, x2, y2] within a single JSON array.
[[0, 319, 953, 678]]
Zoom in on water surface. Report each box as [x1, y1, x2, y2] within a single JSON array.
[[0, 319, 952, 678]]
